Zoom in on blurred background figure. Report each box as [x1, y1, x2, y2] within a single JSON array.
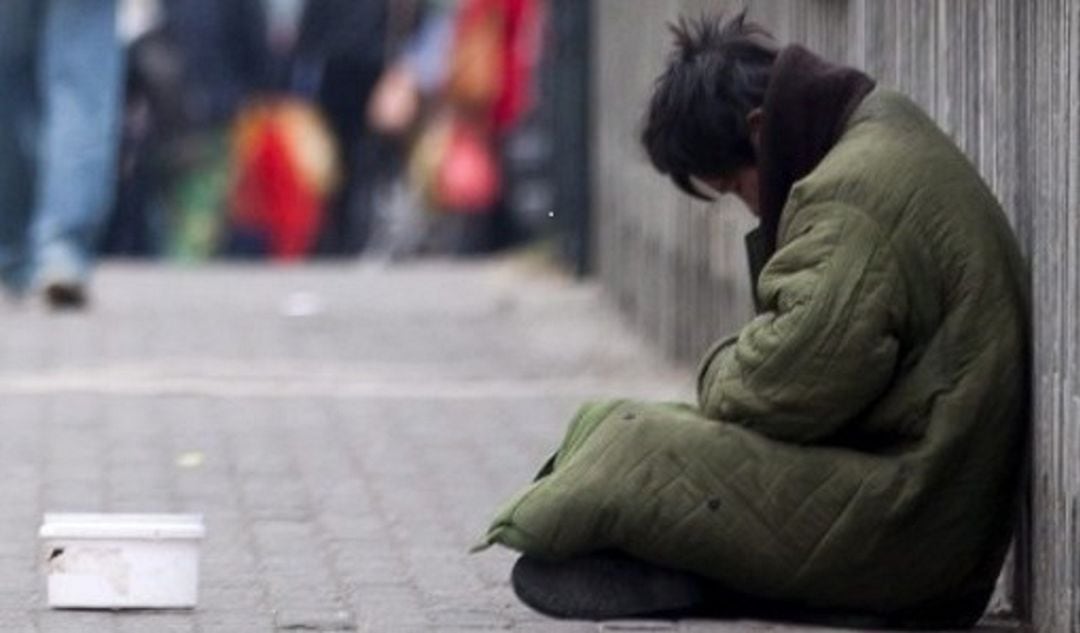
[[369, 0, 547, 258], [101, 0, 267, 261], [100, 0, 179, 258], [0, 0, 126, 309], [292, 0, 395, 257], [154, 0, 273, 261], [120, 0, 384, 261], [227, 0, 390, 259], [92, 0, 555, 268]]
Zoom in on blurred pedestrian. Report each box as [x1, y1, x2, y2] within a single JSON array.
[[380, 0, 545, 258], [0, 0, 126, 309], [101, 0, 181, 258], [158, 0, 269, 261], [363, 0, 453, 258], [293, 0, 394, 256]]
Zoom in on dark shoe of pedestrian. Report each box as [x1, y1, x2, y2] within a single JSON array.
[[510, 552, 707, 620], [43, 280, 88, 311]]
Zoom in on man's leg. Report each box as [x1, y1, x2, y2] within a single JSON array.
[[0, 1, 43, 294], [512, 552, 988, 627], [30, 0, 124, 307], [511, 552, 709, 620]]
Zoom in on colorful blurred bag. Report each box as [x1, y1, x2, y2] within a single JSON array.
[[168, 132, 232, 261], [435, 117, 500, 212], [408, 113, 500, 214], [230, 98, 339, 259]]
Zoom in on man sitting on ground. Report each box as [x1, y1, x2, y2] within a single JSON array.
[[476, 12, 1029, 628]]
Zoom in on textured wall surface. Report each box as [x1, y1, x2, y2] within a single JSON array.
[[592, 1, 1079, 629]]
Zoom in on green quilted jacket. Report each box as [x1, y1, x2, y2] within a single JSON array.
[[477, 89, 1030, 616]]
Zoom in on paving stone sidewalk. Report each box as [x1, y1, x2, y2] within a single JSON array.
[[0, 259, 1006, 632]]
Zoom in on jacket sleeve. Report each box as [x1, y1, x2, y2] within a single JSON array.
[[697, 202, 907, 443]]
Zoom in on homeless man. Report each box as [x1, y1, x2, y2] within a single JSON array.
[[474, 12, 1029, 628]]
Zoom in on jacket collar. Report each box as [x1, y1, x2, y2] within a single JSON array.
[[755, 45, 875, 260]]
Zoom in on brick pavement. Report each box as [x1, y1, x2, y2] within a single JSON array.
[[0, 260, 1008, 632]]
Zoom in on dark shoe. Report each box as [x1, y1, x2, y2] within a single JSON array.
[[43, 280, 87, 311], [511, 552, 707, 620]]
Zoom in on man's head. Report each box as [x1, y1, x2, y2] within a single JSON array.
[[641, 12, 778, 214]]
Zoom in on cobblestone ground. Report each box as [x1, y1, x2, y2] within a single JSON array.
[[0, 259, 1005, 632]]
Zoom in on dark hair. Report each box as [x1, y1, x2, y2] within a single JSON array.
[[641, 12, 778, 200]]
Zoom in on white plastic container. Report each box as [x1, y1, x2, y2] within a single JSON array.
[[39, 513, 205, 609]]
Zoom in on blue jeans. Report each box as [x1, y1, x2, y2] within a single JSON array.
[[0, 0, 124, 293]]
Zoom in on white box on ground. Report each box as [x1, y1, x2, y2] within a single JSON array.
[[39, 513, 205, 609]]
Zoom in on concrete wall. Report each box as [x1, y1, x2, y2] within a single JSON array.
[[592, 1, 1079, 629]]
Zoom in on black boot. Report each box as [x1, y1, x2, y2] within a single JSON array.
[[510, 552, 708, 620]]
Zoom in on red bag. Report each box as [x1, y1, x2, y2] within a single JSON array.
[[231, 99, 339, 259], [435, 119, 500, 213]]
